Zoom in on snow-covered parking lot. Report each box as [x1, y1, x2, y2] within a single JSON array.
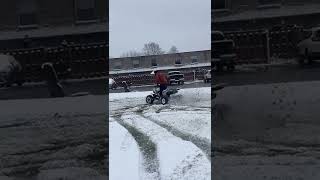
[[109, 87, 211, 180], [0, 95, 107, 180], [214, 81, 320, 180]]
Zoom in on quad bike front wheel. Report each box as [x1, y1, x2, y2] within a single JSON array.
[[146, 95, 154, 104], [160, 96, 168, 105]]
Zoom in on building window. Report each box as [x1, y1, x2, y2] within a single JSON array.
[[17, 0, 38, 26], [76, 0, 97, 22], [133, 59, 140, 69], [213, 0, 226, 10], [191, 56, 198, 64], [151, 58, 157, 67], [175, 59, 182, 65], [114, 61, 122, 70]]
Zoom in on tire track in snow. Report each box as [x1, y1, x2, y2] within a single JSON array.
[[136, 112, 211, 161], [112, 115, 161, 180], [131, 104, 211, 160], [120, 113, 211, 180]]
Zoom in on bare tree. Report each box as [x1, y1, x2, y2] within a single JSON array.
[[120, 50, 142, 58], [142, 42, 164, 56], [168, 46, 178, 54]]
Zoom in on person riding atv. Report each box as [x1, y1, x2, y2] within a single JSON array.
[[151, 70, 168, 97]]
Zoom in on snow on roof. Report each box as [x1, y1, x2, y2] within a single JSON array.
[[168, 71, 181, 73], [212, 31, 223, 34], [110, 50, 210, 59], [0, 23, 107, 41], [214, 4, 320, 23]]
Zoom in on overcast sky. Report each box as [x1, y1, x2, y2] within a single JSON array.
[[109, 0, 211, 58]]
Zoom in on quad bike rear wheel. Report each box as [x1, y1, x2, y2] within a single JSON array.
[[160, 96, 168, 105], [146, 95, 154, 104]]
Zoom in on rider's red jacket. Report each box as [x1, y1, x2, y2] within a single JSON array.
[[155, 72, 168, 85]]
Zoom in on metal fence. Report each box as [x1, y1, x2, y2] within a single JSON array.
[[269, 26, 306, 58], [1, 42, 108, 82], [111, 68, 210, 85], [223, 26, 308, 63], [224, 29, 269, 64]]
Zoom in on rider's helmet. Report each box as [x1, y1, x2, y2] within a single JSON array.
[[150, 69, 159, 75]]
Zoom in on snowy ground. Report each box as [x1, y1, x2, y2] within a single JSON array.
[[214, 81, 320, 180], [109, 87, 211, 180], [0, 95, 107, 180]]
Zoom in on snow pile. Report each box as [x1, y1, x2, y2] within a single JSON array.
[[109, 78, 115, 85], [0, 54, 17, 72], [170, 87, 211, 107]]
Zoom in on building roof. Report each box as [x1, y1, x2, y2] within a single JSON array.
[[0, 22, 108, 40], [214, 4, 320, 23], [109, 50, 211, 60]]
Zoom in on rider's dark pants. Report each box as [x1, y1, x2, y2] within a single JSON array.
[[159, 84, 167, 96]]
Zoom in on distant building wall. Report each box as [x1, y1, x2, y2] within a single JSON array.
[[0, 0, 107, 31], [213, 0, 318, 16], [213, 0, 320, 31], [0, 0, 107, 50], [109, 50, 211, 71], [214, 13, 320, 31]]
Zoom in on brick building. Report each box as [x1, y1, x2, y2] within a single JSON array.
[[109, 50, 211, 72], [0, 0, 107, 49], [213, 0, 320, 31]]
